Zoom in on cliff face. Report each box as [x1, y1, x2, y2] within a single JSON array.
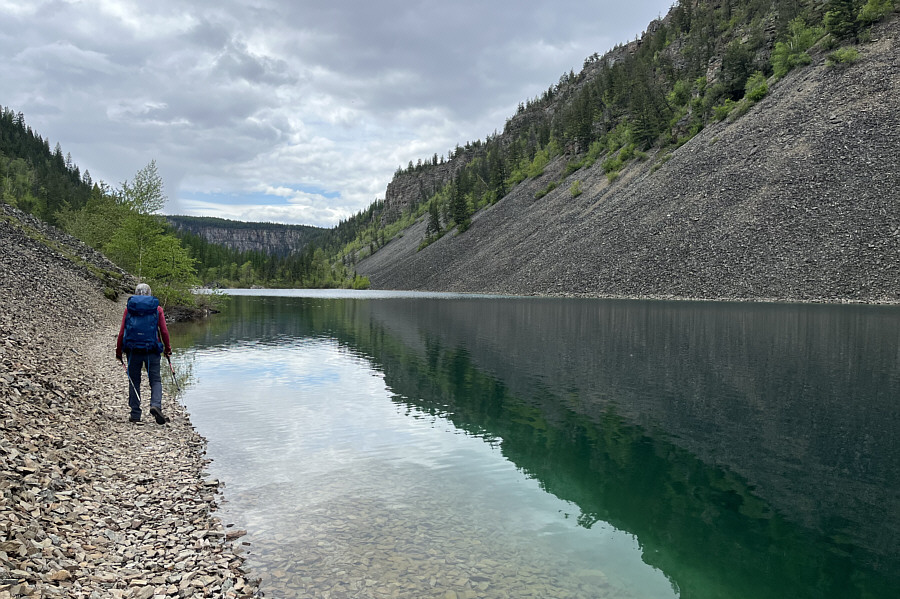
[[382, 151, 476, 224], [166, 216, 324, 256], [357, 16, 900, 303]]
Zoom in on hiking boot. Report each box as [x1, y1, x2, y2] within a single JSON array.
[[150, 407, 166, 425], [129, 416, 143, 425]]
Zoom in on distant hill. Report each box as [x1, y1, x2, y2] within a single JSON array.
[[165, 215, 326, 257]]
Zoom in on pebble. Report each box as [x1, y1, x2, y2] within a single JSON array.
[[1, 204, 261, 598]]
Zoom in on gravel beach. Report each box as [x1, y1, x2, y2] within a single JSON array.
[[1, 204, 261, 598]]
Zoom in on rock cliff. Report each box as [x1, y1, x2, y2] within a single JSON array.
[[166, 215, 324, 256], [358, 16, 900, 304]]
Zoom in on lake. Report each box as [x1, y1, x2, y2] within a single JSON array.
[[169, 290, 900, 598]]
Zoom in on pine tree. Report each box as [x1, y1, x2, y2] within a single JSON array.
[[425, 203, 442, 239]]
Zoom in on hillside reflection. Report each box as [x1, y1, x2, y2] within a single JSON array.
[[173, 294, 900, 598]]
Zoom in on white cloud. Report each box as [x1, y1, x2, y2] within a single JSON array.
[[1, 0, 674, 227]]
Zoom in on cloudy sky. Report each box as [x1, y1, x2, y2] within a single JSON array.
[[2, 0, 673, 227]]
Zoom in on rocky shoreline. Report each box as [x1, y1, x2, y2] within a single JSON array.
[[1, 206, 261, 597]]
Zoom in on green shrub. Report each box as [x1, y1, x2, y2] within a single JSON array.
[[526, 148, 552, 178], [772, 18, 824, 78], [602, 154, 623, 174], [730, 99, 754, 119], [670, 79, 691, 106], [564, 159, 585, 177], [744, 71, 768, 102], [570, 180, 583, 198], [827, 47, 860, 65], [858, 0, 896, 25], [713, 99, 736, 121], [584, 140, 605, 167], [535, 181, 559, 199]]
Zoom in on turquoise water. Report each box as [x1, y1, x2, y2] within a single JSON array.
[[169, 291, 900, 598]]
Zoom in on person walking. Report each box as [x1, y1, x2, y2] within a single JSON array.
[[116, 283, 172, 424]]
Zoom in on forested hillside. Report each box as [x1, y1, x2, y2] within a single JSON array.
[[4, 0, 897, 303], [0, 111, 368, 298], [356, 6, 900, 302], [0, 109, 96, 223], [336, 0, 898, 272]]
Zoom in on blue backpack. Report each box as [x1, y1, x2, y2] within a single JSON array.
[[123, 295, 163, 352]]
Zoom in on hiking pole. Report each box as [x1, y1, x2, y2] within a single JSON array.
[[121, 357, 142, 405], [166, 355, 181, 393]]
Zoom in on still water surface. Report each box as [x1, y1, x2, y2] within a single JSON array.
[[169, 290, 900, 598]]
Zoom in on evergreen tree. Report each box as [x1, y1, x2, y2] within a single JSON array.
[[824, 0, 862, 40], [425, 202, 442, 239]]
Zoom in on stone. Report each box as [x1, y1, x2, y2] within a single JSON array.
[[0, 204, 261, 598]]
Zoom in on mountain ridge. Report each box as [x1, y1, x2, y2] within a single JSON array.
[[165, 215, 325, 256], [355, 14, 900, 303]]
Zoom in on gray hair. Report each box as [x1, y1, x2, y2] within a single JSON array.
[[135, 283, 152, 296]]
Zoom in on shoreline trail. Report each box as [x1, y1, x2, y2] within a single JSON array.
[[1, 204, 261, 598]]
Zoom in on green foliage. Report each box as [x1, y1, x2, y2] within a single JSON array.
[[722, 41, 754, 99], [351, 274, 371, 289], [527, 147, 552, 178], [826, 46, 861, 65], [858, 0, 896, 25], [449, 172, 474, 232], [713, 99, 736, 121], [104, 213, 165, 280], [425, 201, 442, 239], [824, 0, 862, 40], [569, 180, 583, 198], [535, 181, 559, 200], [667, 79, 692, 107], [58, 189, 126, 251], [744, 71, 769, 102], [120, 160, 166, 214], [0, 108, 93, 223], [138, 233, 199, 306], [772, 18, 825, 78]]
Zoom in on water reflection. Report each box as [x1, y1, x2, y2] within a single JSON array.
[[171, 293, 900, 598]]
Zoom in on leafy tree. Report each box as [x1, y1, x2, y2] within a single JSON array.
[[105, 212, 165, 280], [141, 234, 199, 306], [58, 186, 125, 251], [120, 159, 166, 214], [772, 18, 824, 78]]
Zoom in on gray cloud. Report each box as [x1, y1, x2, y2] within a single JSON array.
[[1, 0, 672, 227]]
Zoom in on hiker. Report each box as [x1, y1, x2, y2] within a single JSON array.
[[116, 283, 172, 424]]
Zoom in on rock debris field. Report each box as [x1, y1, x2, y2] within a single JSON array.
[[1, 204, 261, 598]]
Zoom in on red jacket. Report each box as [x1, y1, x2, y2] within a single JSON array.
[[116, 305, 171, 359]]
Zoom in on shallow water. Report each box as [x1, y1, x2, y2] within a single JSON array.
[[170, 291, 900, 598]]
